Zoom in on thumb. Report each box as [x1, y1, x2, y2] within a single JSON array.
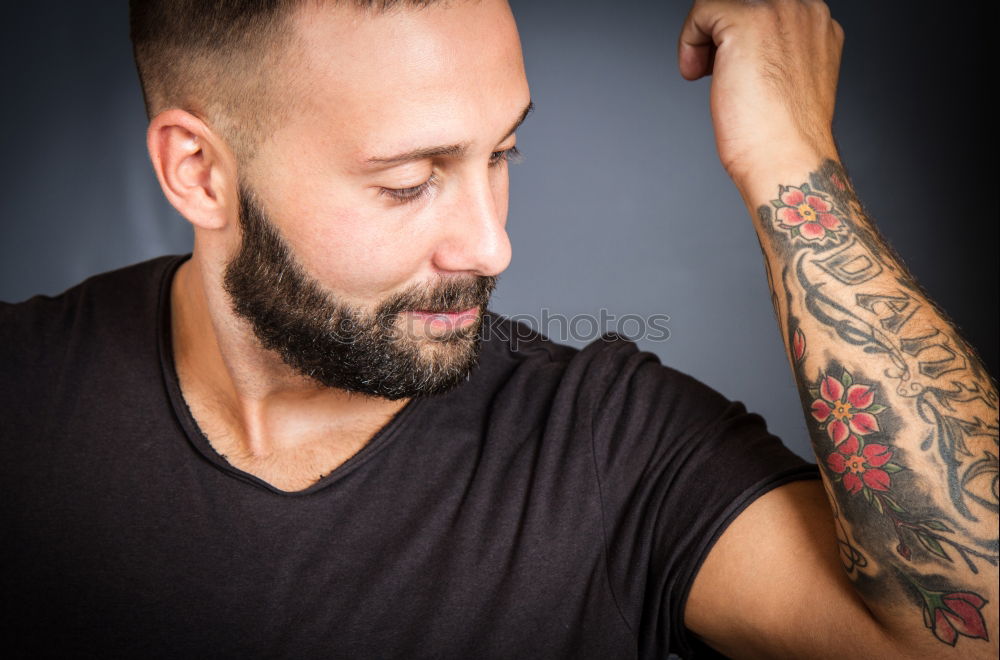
[[677, 1, 723, 80]]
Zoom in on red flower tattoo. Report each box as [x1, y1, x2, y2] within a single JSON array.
[[810, 370, 883, 446], [770, 183, 844, 241], [825, 434, 899, 495], [905, 576, 992, 647]]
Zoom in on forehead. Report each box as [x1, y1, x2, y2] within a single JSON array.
[[276, 0, 529, 159]]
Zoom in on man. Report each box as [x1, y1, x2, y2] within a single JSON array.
[[1, 0, 996, 658]]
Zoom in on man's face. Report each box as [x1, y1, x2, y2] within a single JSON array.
[[222, 0, 530, 398]]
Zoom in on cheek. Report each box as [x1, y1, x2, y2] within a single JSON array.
[[280, 202, 434, 301], [248, 133, 435, 301]]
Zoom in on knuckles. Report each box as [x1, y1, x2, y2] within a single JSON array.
[[687, 0, 844, 42], [747, 1, 844, 48], [705, 0, 840, 30]]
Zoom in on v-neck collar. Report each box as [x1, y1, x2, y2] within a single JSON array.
[[154, 254, 424, 496]]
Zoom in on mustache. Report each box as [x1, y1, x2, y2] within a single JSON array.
[[377, 274, 497, 320]]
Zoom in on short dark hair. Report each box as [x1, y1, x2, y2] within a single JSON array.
[[129, 0, 442, 160]]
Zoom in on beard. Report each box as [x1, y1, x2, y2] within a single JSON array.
[[222, 184, 496, 400]]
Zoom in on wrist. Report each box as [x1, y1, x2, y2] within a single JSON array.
[[730, 140, 841, 211]]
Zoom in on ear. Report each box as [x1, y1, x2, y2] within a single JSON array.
[[146, 109, 238, 231]]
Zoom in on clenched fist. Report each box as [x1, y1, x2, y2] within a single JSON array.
[[679, 0, 844, 190]]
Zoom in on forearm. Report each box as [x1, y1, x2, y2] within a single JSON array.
[[742, 151, 999, 652]]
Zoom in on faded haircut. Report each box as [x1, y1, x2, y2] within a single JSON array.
[[129, 0, 442, 161]]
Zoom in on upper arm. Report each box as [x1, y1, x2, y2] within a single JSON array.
[[683, 478, 904, 659]]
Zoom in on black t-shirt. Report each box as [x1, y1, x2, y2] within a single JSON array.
[[0, 255, 819, 659]]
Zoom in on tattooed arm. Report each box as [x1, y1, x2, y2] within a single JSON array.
[[676, 1, 998, 657], [758, 155, 996, 644]]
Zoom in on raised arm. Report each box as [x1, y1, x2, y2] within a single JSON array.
[[677, 1, 998, 656]]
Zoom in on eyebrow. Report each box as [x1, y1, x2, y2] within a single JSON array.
[[364, 100, 534, 166]]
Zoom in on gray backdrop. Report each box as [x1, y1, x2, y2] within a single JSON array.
[[1, 1, 995, 461]]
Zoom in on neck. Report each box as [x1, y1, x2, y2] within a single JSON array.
[[170, 253, 409, 490]]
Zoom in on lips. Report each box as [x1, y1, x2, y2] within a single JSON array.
[[408, 307, 479, 329]]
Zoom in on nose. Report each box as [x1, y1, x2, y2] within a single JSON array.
[[431, 172, 512, 277]]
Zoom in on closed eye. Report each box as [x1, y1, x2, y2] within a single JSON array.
[[377, 146, 524, 205], [377, 174, 439, 203], [489, 145, 522, 167]]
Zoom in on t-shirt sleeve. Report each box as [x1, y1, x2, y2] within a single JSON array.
[[573, 335, 820, 659]]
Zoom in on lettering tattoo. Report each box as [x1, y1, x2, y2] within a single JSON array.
[[757, 160, 999, 647]]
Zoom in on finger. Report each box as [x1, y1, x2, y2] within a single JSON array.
[[677, 3, 716, 80]]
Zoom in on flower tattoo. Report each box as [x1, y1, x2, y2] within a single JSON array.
[[810, 370, 883, 446], [770, 183, 844, 242], [902, 575, 991, 647], [826, 434, 899, 495]]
